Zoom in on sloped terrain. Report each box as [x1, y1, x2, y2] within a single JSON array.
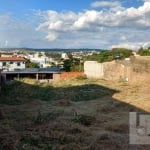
[[0, 77, 149, 150]]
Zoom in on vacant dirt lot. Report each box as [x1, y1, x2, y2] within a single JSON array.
[[0, 77, 149, 150]]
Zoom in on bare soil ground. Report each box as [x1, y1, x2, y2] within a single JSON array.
[[0, 78, 149, 150]]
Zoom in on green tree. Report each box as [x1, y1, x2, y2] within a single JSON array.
[[70, 58, 83, 71], [138, 47, 150, 56], [99, 50, 114, 62], [25, 59, 39, 68], [63, 56, 83, 72], [112, 48, 133, 59], [84, 50, 114, 63], [63, 59, 72, 72]]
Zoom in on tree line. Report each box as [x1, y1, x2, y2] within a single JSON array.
[[62, 48, 133, 72]]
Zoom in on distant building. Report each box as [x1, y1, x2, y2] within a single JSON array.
[[27, 53, 49, 68], [1, 54, 13, 57], [0, 57, 26, 71], [30, 57, 46, 68], [61, 53, 68, 59]]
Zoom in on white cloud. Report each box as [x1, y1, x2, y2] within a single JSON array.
[[48, 21, 63, 30], [36, 1, 150, 43], [142, 42, 150, 48], [112, 41, 150, 50], [91, 1, 121, 8], [120, 35, 127, 41], [73, 10, 98, 29], [143, 0, 150, 2], [111, 43, 142, 50], [46, 31, 58, 41]]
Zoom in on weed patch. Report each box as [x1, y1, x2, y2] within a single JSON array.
[[34, 110, 60, 124], [72, 114, 96, 126], [71, 84, 114, 102]]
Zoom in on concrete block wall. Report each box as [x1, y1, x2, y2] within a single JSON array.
[[103, 61, 130, 81], [84, 57, 149, 83], [84, 61, 104, 78], [130, 57, 150, 83], [84, 60, 130, 81]]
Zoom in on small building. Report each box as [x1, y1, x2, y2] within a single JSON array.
[[1, 67, 60, 82], [0, 57, 26, 71]]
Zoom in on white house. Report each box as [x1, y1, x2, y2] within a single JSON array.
[[26, 53, 48, 68], [29, 57, 47, 68], [61, 53, 68, 59], [0, 57, 26, 71]]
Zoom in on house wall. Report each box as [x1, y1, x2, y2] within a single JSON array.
[[0, 61, 25, 70]]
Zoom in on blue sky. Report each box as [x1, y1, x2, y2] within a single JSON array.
[[0, 0, 150, 49]]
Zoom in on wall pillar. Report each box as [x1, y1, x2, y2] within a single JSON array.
[[17, 74, 20, 80], [53, 73, 60, 81], [3, 74, 6, 82], [36, 73, 39, 80]]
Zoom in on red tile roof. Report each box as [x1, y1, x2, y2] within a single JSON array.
[[0, 57, 25, 61]]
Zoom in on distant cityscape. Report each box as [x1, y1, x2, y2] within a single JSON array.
[[0, 48, 102, 52]]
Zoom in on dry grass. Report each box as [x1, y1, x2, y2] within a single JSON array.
[[0, 77, 149, 149]]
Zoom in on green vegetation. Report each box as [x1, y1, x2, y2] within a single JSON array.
[[84, 50, 113, 62], [138, 47, 150, 56], [18, 136, 53, 150], [45, 52, 61, 60], [34, 110, 62, 124], [62, 56, 83, 72], [0, 81, 57, 104], [71, 84, 113, 102], [62, 48, 132, 71], [84, 48, 133, 63], [0, 79, 116, 105], [0, 77, 148, 150], [72, 114, 96, 126], [25, 59, 39, 68], [112, 48, 133, 59]]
